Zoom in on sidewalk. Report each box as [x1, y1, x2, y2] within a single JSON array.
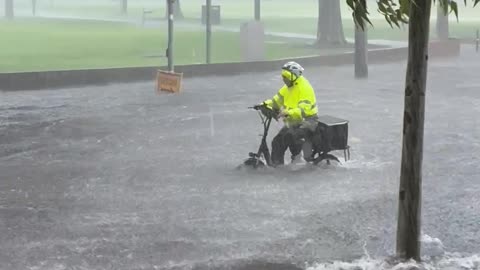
[[144, 19, 409, 48]]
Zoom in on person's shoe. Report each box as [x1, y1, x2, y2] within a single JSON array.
[[271, 161, 285, 169], [290, 154, 307, 166]]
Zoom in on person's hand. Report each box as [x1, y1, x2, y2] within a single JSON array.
[[279, 109, 289, 119], [253, 103, 264, 110]]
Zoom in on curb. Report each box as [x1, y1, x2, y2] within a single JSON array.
[[0, 39, 460, 91]]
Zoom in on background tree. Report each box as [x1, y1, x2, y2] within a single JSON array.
[[317, 0, 346, 45], [254, 0, 260, 20], [174, 0, 183, 18], [5, 0, 14, 19], [165, 0, 184, 19], [347, 0, 479, 261], [353, 0, 368, 78], [121, 0, 127, 15], [436, 0, 449, 40], [32, 0, 37, 16]]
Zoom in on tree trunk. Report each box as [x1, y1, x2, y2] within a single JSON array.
[[121, 0, 127, 15], [317, 0, 329, 43], [396, 0, 432, 261], [32, 0, 37, 16], [316, 0, 346, 45], [254, 0, 260, 21], [174, 0, 183, 18], [5, 0, 14, 19], [165, 0, 184, 19], [436, 1, 449, 40], [354, 0, 368, 78]]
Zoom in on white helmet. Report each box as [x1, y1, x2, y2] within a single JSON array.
[[282, 61, 304, 78], [281, 61, 304, 87]]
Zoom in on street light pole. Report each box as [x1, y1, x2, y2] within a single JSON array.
[[167, 0, 174, 71], [206, 0, 212, 64]]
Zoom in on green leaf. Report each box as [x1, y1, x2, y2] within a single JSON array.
[[399, 0, 409, 14], [396, 9, 403, 21], [346, 0, 355, 10], [346, 0, 478, 30], [384, 14, 394, 28], [450, 1, 459, 21], [378, 2, 388, 13], [390, 14, 401, 27]]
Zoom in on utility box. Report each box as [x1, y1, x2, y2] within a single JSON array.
[[240, 21, 265, 62], [201, 5, 221, 25]]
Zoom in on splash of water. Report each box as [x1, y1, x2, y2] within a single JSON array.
[[306, 253, 480, 270], [306, 235, 479, 270]]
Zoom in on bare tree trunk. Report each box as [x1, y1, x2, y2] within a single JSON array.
[[174, 0, 184, 18], [436, 1, 449, 40], [317, 0, 329, 43], [32, 0, 37, 15], [316, 0, 346, 45], [330, 0, 346, 44], [5, 0, 14, 19], [121, 0, 127, 15], [166, 0, 184, 19], [396, 0, 432, 261], [166, 0, 183, 19], [354, 0, 368, 78], [254, 0, 260, 21]]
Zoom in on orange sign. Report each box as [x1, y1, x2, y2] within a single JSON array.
[[156, 70, 183, 93]]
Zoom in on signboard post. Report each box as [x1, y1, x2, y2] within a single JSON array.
[[206, 0, 212, 64], [167, 0, 174, 72], [156, 0, 183, 94]]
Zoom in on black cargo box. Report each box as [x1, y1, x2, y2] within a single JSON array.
[[316, 115, 349, 152]]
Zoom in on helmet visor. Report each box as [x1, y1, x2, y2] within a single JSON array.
[[281, 69, 296, 87]]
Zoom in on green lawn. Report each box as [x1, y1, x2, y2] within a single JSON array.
[[10, 0, 479, 20], [2, 0, 478, 72], [5, 0, 479, 41], [0, 18, 349, 72]]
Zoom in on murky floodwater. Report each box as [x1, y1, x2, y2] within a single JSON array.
[[1, 46, 479, 270]]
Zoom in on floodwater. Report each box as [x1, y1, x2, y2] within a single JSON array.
[[1, 46, 479, 270]]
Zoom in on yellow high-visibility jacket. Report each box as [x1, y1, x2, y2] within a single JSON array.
[[264, 76, 318, 126]]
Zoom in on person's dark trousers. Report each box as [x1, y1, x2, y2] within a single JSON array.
[[271, 126, 304, 166], [271, 117, 318, 166]]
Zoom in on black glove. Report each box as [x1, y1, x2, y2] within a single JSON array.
[[253, 103, 264, 110]]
